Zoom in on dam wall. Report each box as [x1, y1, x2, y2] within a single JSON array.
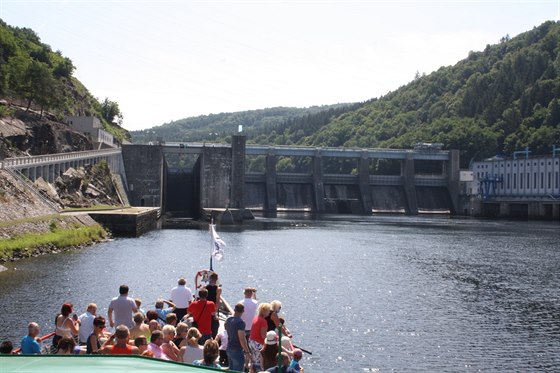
[[124, 141, 459, 216]]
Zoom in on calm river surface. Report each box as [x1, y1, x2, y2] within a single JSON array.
[[1, 215, 559, 371]]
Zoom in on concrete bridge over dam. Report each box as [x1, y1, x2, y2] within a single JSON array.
[[0, 136, 460, 217]]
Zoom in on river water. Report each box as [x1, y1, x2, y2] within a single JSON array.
[[1, 215, 559, 371]]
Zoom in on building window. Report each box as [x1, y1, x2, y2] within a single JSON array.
[[541, 172, 544, 189], [556, 172, 559, 189], [548, 172, 552, 189], [507, 174, 510, 189], [513, 173, 517, 189], [527, 173, 530, 189], [520, 173, 524, 189]]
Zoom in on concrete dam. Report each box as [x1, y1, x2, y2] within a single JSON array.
[[121, 136, 460, 219]]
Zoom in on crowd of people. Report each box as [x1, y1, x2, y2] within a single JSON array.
[[0, 273, 304, 373]]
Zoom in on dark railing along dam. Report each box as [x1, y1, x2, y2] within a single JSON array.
[[121, 136, 460, 219]]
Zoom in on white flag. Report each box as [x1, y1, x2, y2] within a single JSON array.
[[210, 224, 225, 261]]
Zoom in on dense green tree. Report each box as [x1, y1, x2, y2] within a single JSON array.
[[26, 60, 57, 116], [100, 98, 123, 125]]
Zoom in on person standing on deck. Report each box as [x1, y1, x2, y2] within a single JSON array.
[[187, 288, 216, 345], [78, 303, 97, 345], [240, 287, 258, 339], [249, 302, 271, 373], [108, 285, 137, 329], [170, 277, 193, 322], [205, 272, 222, 338], [225, 303, 251, 372]]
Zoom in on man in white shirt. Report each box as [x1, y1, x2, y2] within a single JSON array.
[[239, 287, 258, 338], [170, 277, 193, 321], [78, 303, 97, 344]]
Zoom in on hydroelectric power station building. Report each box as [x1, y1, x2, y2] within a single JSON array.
[[470, 149, 560, 219]]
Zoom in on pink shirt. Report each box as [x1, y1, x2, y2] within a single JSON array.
[[148, 343, 170, 360]]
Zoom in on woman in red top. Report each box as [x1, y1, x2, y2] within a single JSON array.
[[248, 303, 271, 373]]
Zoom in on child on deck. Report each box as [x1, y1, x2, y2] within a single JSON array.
[[289, 348, 303, 372]]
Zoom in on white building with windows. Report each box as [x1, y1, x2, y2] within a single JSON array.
[[66, 116, 115, 148], [472, 155, 560, 198]]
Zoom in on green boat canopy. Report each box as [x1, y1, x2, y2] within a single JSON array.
[[0, 355, 226, 372]]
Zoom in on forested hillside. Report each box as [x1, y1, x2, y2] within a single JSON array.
[[130, 104, 356, 144], [295, 21, 560, 167], [0, 19, 129, 142]]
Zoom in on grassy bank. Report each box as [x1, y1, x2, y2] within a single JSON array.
[[62, 205, 129, 212], [0, 220, 107, 261]]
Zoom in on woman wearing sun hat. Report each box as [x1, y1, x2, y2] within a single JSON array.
[[260, 330, 280, 371]]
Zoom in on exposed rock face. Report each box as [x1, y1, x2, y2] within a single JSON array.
[[37, 163, 121, 208], [0, 170, 57, 221], [0, 169, 60, 240], [0, 108, 92, 160]]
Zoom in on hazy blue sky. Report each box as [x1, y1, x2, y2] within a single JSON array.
[[0, 1, 557, 131]]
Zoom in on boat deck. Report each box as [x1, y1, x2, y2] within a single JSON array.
[[0, 355, 222, 372]]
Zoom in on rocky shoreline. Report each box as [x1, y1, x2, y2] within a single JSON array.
[[1, 241, 91, 264]]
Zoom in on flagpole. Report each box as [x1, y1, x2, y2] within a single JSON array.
[[210, 218, 214, 272]]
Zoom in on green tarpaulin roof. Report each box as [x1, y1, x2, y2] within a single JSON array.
[[0, 355, 224, 372]]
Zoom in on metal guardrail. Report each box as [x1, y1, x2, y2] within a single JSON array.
[[2, 148, 122, 169], [277, 173, 313, 184], [160, 142, 451, 160], [370, 175, 402, 185], [323, 174, 358, 185], [245, 145, 450, 160], [415, 176, 448, 187]]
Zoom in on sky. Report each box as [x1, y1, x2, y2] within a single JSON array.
[[0, 1, 558, 132]]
